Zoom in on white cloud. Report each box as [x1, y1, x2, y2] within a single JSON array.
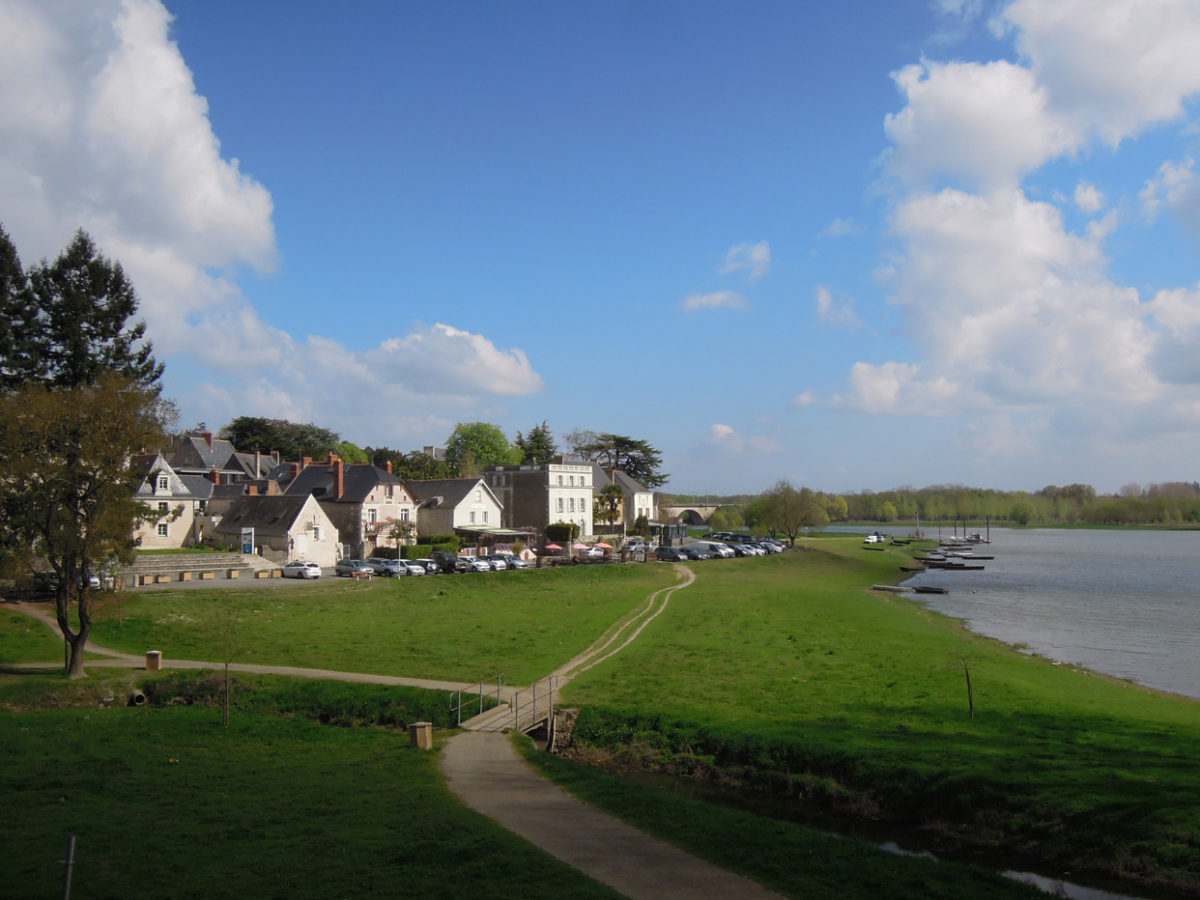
[[711, 424, 736, 440], [682, 290, 748, 311], [884, 59, 1077, 190], [0, 0, 547, 445], [818, 217, 864, 239], [1140, 158, 1200, 234], [815, 285, 863, 329], [1000, 0, 1200, 146], [707, 423, 781, 455], [791, 390, 816, 409], [1074, 181, 1103, 212], [719, 240, 771, 281], [1147, 282, 1200, 384]]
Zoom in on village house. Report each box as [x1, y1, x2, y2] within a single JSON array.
[[274, 455, 414, 559], [405, 477, 520, 552], [211, 493, 339, 567], [485, 458, 594, 545], [130, 452, 198, 550], [165, 428, 278, 483]]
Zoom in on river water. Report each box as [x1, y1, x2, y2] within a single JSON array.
[[839, 526, 1200, 701]]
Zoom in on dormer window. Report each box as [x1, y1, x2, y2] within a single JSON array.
[[156, 475, 169, 492]]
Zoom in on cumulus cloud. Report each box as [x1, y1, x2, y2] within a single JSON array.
[[791, 390, 816, 409], [719, 240, 771, 281], [708, 423, 781, 455], [853, 0, 1200, 443], [815, 286, 863, 329], [682, 290, 748, 311], [0, 0, 546, 443], [1074, 181, 1103, 212]]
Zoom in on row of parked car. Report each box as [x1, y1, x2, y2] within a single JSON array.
[[281, 551, 534, 579], [653, 534, 788, 562]]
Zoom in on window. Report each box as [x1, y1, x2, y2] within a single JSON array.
[[557, 475, 563, 485], [482, 510, 489, 524], [400, 508, 410, 522], [313, 524, 322, 541], [569, 498, 575, 512], [475, 489, 482, 502], [156, 475, 168, 491], [556, 498, 564, 513], [569, 475, 574, 486], [368, 508, 378, 524], [386, 485, 394, 499], [580, 498, 587, 513], [470, 511, 476, 524], [157, 501, 168, 513], [156, 523, 168, 537]]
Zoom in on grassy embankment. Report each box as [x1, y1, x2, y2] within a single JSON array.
[[4, 544, 1198, 896], [553, 539, 1200, 896]]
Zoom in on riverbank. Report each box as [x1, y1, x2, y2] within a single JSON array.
[[557, 542, 1200, 897]]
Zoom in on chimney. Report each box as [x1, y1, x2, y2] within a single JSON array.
[[385, 460, 392, 474], [290, 462, 300, 481], [255, 449, 261, 478], [328, 452, 337, 465], [209, 467, 221, 486], [202, 430, 214, 451], [247, 485, 258, 496], [302, 457, 312, 469], [335, 462, 345, 500]]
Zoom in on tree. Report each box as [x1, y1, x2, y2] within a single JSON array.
[[596, 482, 624, 527], [24, 229, 163, 391], [0, 225, 39, 391], [219, 416, 340, 461], [753, 481, 827, 545], [444, 423, 520, 476], [514, 420, 557, 465], [0, 375, 174, 676], [574, 433, 668, 489]]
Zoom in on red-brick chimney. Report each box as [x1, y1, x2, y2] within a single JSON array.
[[290, 462, 301, 481], [209, 467, 221, 485], [201, 430, 214, 451], [334, 460, 344, 499], [302, 457, 312, 469], [328, 452, 337, 464], [385, 460, 392, 474], [247, 485, 258, 496]]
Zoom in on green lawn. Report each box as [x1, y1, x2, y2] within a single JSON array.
[[84, 564, 675, 683], [0, 700, 622, 900], [6, 545, 1199, 896], [558, 542, 1200, 893], [0, 605, 67, 664]]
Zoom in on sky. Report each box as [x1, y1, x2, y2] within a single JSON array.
[[3, 0, 1200, 496]]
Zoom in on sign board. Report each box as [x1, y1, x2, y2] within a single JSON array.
[[240, 527, 254, 555]]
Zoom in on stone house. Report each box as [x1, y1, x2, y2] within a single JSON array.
[[212, 493, 338, 567], [484, 459, 594, 544], [130, 453, 198, 550]]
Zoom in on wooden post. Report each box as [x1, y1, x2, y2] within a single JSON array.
[[963, 659, 975, 719]]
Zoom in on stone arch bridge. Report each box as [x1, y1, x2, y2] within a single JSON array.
[[658, 503, 724, 526]]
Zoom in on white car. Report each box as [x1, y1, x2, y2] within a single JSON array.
[[400, 560, 426, 576], [282, 560, 322, 579]]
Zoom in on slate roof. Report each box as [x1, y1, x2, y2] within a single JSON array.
[[406, 477, 497, 509], [283, 462, 403, 503], [213, 495, 316, 538]]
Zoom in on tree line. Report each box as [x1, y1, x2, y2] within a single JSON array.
[[683, 480, 1200, 536]]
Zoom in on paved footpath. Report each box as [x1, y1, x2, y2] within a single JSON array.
[[442, 731, 786, 900]]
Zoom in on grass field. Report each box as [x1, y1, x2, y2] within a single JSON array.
[[82, 564, 675, 684], [5, 542, 1199, 896], [559, 542, 1200, 894]]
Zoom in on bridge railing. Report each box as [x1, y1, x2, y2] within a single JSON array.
[[509, 675, 559, 733], [449, 674, 505, 726]]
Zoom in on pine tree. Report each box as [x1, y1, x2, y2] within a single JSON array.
[[0, 224, 40, 391], [25, 229, 163, 391]]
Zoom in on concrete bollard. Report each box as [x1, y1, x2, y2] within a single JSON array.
[[145, 650, 163, 671], [409, 721, 433, 750]]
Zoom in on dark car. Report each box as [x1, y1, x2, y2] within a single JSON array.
[[682, 546, 712, 560], [655, 546, 688, 562], [335, 559, 375, 577]]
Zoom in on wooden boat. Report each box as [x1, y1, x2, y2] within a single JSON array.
[[923, 560, 984, 570], [914, 585, 949, 594]]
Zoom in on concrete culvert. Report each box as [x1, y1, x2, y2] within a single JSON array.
[[128, 689, 147, 707]]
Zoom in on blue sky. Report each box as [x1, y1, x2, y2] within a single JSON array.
[[3, 0, 1200, 496]]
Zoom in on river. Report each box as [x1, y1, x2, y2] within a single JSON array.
[[831, 526, 1200, 701]]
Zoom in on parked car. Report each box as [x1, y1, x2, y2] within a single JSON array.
[[483, 554, 510, 570], [655, 546, 688, 562], [431, 550, 463, 573], [399, 560, 426, 576], [682, 546, 712, 560], [335, 559, 375, 577], [412, 558, 440, 574], [461, 557, 491, 572], [282, 560, 322, 579], [366, 557, 405, 576], [499, 554, 531, 569]]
